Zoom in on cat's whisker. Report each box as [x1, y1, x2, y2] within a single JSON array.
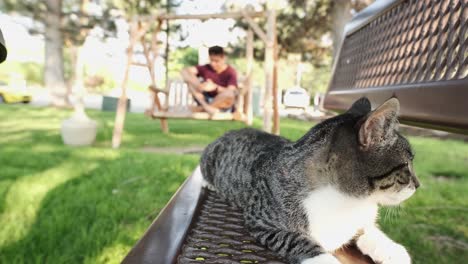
[[391, 207, 397, 222], [389, 208, 395, 222], [384, 207, 391, 222], [381, 206, 402, 224], [387, 205, 404, 223], [385, 207, 392, 222]]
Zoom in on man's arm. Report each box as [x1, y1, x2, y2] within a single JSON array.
[[215, 67, 238, 93], [181, 66, 219, 92], [181, 66, 202, 91], [213, 84, 237, 93]]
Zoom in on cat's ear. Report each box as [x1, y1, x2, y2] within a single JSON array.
[[358, 98, 400, 150], [347, 97, 371, 117]]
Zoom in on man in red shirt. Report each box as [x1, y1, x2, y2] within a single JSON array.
[[181, 46, 238, 114]]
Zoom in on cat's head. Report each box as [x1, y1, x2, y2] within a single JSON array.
[[326, 97, 420, 206]]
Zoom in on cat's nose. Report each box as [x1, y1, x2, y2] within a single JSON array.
[[408, 163, 419, 189], [412, 176, 420, 189]]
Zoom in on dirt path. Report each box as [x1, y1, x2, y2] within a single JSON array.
[[140, 146, 205, 154]]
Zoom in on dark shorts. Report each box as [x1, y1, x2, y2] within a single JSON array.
[[194, 92, 235, 113]]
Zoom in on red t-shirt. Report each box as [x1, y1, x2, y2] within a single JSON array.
[[196, 64, 238, 96]]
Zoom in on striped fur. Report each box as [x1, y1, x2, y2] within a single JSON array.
[[200, 98, 419, 264]]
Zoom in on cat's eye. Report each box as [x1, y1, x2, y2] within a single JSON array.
[[374, 163, 409, 181], [397, 179, 409, 185], [380, 183, 395, 190]]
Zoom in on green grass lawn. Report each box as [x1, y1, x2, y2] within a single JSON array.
[[0, 104, 467, 264]]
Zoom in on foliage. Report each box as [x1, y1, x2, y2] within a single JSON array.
[[63, 46, 74, 82], [276, 0, 331, 60], [226, 0, 332, 63], [0, 61, 43, 86], [230, 56, 331, 95], [177, 47, 198, 67], [1, 0, 168, 97], [165, 47, 199, 84], [1, 0, 47, 21], [84, 72, 117, 93], [227, 0, 372, 65], [2, 0, 118, 46], [107, 0, 174, 16], [301, 63, 332, 93]]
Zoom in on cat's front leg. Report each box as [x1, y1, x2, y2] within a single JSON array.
[[301, 254, 341, 264], [246, 224, 341, 264], [356, 226, 411, 264]]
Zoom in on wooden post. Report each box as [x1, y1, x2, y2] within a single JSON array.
[[139, 11, 266, 21], [263, 9, 276, 133], [112, 22, 138, 148], [245, 28, 254, 126], [164, 2, 171, 85], [242, 9, 268, 43], [272, 40, 280, 135], [141, 21, 169, 133]]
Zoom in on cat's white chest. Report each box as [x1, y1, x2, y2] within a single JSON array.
[[302, 186, 378, 252]]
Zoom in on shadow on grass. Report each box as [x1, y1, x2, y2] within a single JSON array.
[[0, 151, 198, 264], [430, 170, 464, 180], [0, 145, 72, 214]]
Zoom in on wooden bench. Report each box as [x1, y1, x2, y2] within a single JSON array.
[[122, 0, 467, 263], [145, 77, 253, 132]]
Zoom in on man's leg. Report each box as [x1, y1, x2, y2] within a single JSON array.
[[186, 83, 219, 114], [181, 69, 218, 114], [210, 90, 236, 110]]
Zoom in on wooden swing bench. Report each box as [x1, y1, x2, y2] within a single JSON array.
[[144, 77, 253, 133], [123, 0, 467, 263], [111, 7, 280, 147]]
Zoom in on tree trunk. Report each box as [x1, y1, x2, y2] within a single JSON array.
[[71, 45, 86, 113], [331, 0, 353, 62], [165, 0, 170, 85], [72, 0, 90, 113], [44, 0, 68, 107]]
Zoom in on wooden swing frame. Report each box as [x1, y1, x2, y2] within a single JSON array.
[[111, 8, 280, 148]]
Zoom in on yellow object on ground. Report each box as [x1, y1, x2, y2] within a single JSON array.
[[0, 85, 32, 103]]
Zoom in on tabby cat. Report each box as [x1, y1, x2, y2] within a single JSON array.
[[200, 97, 420, 264]]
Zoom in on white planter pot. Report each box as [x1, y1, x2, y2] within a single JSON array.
[[61, 110, 97, 146]]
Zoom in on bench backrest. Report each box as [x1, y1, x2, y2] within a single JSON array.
[[165, 80, 193, 112], [325, 0, 467, 134]]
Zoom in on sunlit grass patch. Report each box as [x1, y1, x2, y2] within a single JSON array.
[[0, 160, 98, 247]]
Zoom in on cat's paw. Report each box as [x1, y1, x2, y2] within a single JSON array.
[[380, 243, 411, 264], [357, 238, 410, 264], [301, 254, 342, 264], [201, 177, 216, 191]]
